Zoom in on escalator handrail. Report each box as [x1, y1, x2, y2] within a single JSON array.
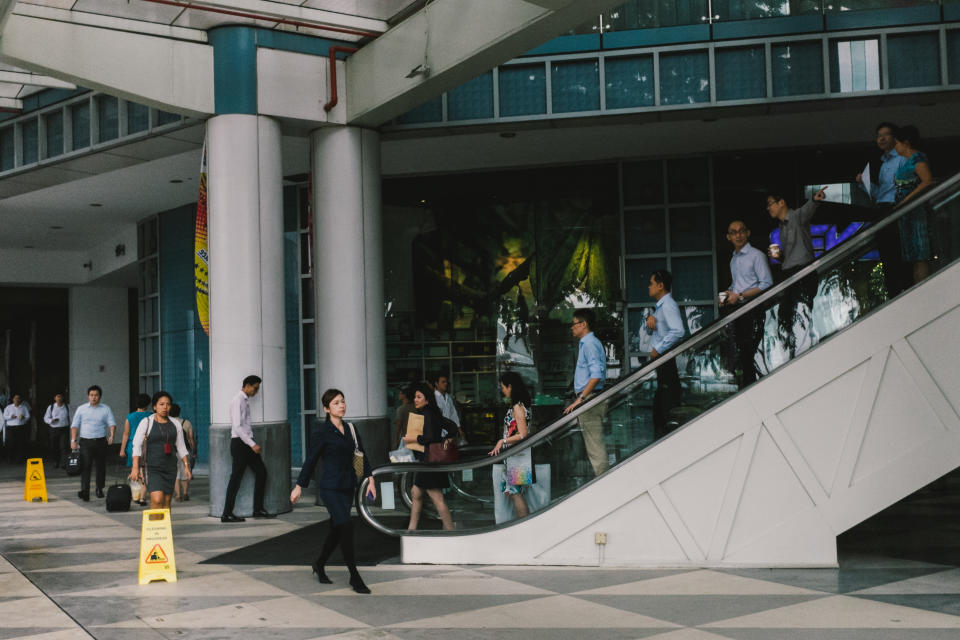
[[359, 170, 960, 536]]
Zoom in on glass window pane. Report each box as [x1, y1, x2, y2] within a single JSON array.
[[670, 206, 712, 252], [830, 39, 881, 93], [157, 110, 181, 126], [397, 96, 443, 125], [499, 64, 547, 117], [667, 157, 709, 203], [681, 304, 715, 336], [301, 277, 314, 320], [772, 41, 824, 97], [44, 111, 64, 158], [22, 119, 39, 165], [302, 322, 315, 365], [127, 101, 150, 134], [300, 232, 311, 274], [949, 30, 960, 86], [608, 0, 707, 29], [715, 0, 820, 20], [551, 59, 599, 114], [448, 71, 494, 121], [605, 55, 655, 110], [302, 367, 316, 411], [0, 127, 13, 171], [626, 209, 666, 254], [97, 95, 119, 142], [888, 33, 941, 89], [71, 101, 91, 149], [626, 258, 664, 303], [671, 256, 714, 302], [716, 46, 766, 101], [659, 51, 710, 106], [622, 160, 663, 205]]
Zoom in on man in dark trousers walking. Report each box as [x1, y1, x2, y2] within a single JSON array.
[[221, 374, 276, 522]]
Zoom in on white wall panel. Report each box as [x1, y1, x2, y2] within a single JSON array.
[[68, 286, 130, 410]]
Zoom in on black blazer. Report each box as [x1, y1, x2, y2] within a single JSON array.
[[297, 417, 373, 491]]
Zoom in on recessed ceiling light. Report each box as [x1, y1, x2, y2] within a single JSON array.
[[24, 245, 34, 249], [90, 203, 102, 207], [170, 179, 183, 184], [50, 225, 63, 230], [499, 132, 517, 139]]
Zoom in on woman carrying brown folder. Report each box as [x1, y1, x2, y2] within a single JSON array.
[[403, 382, 455, 531]]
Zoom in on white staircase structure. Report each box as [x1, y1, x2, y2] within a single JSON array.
[[403, 260, 960, 567]]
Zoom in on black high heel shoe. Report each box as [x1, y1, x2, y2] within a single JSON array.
[[349, 574, 371, 594], [312, 559, 332, 584]]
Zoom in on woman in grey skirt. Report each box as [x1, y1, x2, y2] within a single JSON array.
[[129, 391, 191, 510]]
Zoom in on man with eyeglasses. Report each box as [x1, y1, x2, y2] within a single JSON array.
[[721, 221, 773, 386], [563, 308, 608, 476], [646, 270, 686, 439]]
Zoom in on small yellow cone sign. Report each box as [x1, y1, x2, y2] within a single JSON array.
[[138, 509, 177, 584], [24, 458, 47, 502]]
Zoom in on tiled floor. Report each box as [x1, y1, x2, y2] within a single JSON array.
[[1, 462, 959, 639]]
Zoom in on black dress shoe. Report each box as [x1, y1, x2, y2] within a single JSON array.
[[350, 574, 371, 594], [221, 514, 246, 523], [77, 491, 90, 502], [252, 510, 277, 519], [312, 559, 333, 584], [95, 488, 105, 499]]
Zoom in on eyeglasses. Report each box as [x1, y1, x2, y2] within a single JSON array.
[[727, 228, 748, 235], [571, 320, 585, 327]]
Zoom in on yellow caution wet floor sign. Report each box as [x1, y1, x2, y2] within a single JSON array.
[[138, 509, 177, 584], [24, 458, 47, 502]]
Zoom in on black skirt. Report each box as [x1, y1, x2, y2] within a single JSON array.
[[318, 487, 354, 525]]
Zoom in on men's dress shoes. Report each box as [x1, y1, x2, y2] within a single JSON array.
[[252, 510, 277, 519], [221, 514, 245, 523], [95, 488, 105, 499], [77, 491, 90, 502]]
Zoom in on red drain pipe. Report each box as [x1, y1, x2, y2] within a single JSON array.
[[323, 46, 358, 112], [139, 0, 383, 39]]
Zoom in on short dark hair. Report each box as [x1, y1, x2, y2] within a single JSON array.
[[242, 374, 262, 388], [151, 391, 172, 409], [321, 388, 344, 409], [87, 385, 102, 395], [766, 191, 788, 205], [894, 124, 921, 148], [432, 372, 449, 384], [652, 269, 673, 292], [876, 121, 898, 134], [169, 403, 181, 418], [135, 393, 151, 409], [413, 382, 438, 409], [573, 308, 596, 329]]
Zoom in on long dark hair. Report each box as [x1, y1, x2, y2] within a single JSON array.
[[413, 382, 438, 411], [500, 371, 532, 408]]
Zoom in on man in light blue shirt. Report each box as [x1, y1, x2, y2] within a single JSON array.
[[563, 308, 608, 476], [858, 122, 907, 205], [645, 270, 686, 438], [722, 221, 773, 386], [70, 385, 117, 502]]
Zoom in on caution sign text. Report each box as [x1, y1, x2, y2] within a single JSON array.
[[138, 509, 177, 584], [24, 458, 48, 502]]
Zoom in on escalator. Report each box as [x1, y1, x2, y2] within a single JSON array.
[[361, 173, 960, 567]]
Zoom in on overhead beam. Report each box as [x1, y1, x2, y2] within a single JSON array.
[[0, 96, 21, 111], [345, 0, 623, 127], [0, 12, 214, 117], [0, 70, 76, 89]]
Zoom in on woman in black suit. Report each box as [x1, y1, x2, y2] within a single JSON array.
[[402, 382, 455, 531], [290, 388, 376, 594]]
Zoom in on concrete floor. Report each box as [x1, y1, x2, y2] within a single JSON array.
[[2, 460, 959, 640]]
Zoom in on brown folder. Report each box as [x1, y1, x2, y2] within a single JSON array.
[[405, 413, 424, 453]]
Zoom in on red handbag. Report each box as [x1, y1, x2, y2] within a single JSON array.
[[427, 438, 459, 464]]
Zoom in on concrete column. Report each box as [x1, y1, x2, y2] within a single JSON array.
[[206, 114, 290, 517], [311, 126, 389, 468]]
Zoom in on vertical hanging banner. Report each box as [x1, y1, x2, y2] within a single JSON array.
[[24, 458, 47, 502], [194, 141, 210, 335], [138, 509, 177, 584]]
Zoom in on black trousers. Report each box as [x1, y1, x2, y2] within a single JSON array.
[[5, 425, 29, 464], [653, 357, 682, 440], [223, 437, 267, 515], [49, 427, 70, 467], [79, 437, 108, 494]]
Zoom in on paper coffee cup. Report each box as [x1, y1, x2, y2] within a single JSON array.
[[718, 291, 729, 304], [768, 244, 781, 259]]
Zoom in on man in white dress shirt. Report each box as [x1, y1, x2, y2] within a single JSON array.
[[222, 374, 275, 522], [2, 394, 31, 464], [44, 392, 71, 468], [433, 374, 465, 441]]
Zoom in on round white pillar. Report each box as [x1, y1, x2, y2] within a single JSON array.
[[206, 114, 289, 515], [311, 126, 388, 462]]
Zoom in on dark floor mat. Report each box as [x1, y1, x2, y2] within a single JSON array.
[[200, 515, 420, 566]]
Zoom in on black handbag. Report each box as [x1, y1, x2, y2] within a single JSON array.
[[65, 450, 81, 476], [427, 438, 459, 464]]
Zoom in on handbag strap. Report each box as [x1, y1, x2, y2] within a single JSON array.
[[346, 422, 360, 453]]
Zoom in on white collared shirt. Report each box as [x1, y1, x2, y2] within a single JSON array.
[[3, 403, 30, 426], [229, 389, 256, 447], [44, 403, 70, 428], [434, 390, 460, 427]]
